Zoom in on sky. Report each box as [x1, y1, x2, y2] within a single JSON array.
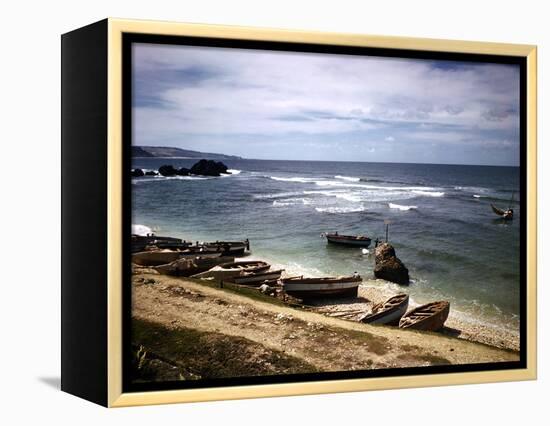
[[132, 43, 521, 166]]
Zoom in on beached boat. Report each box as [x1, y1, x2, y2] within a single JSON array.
[[132, 250, 183, 266], [323, 233, 371, 247], [399, 301, 450, 331], [232, 269, 284, 285], [154, 256, 234, 277], [131, 234, 191, 252], [132, 249, 221, 266], [360, 294, 409, 325], [201, 239, 251, 256], [281, 275, 362, 299], [219, 260, 270, 273]]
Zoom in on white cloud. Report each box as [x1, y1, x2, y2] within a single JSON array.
[[132, 43, 521, 165]]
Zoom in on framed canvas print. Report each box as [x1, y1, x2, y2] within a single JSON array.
[[61, 18, 537, 407]]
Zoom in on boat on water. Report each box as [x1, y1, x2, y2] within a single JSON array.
[[491, 204, 514, 220], [360, 294, 409, 326], [154, 256, 234, 277], [219, 260, 270, 273], [491, 192, 515, 220], [281, 275, 362, 299], [399, 301, 450, 331], [323, 232, 371, 248], [132, 249, 221, 266], [232, 269, 284, 285]]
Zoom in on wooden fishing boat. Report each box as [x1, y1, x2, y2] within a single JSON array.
[[201, 239, 251, 256], [491, 204, 513, 220], [360, 294, 409, 325], [219, 260, 270, 273], [132, 249, 221, 266], [132, 250, 183, 266], [232, 269, 284, 285], [323, 232, 371, 247], [491, 192, 515, 220], [282, 275, 362, 299], [399, 301, 450, 331], [131, 234, 191, 252], [154, 256, 234, 277], [194, 261, 271, 281]]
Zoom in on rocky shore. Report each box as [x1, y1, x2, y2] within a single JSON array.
[[132, 159, 231, 178]]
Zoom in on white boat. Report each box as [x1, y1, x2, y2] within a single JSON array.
[[232, 269, 284, 285], [281, 275, 361, 299], [132, 249, 221, 267], [359, 294, 409, 325]]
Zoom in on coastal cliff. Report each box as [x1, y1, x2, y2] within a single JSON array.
[[132, 145, 242, 160]]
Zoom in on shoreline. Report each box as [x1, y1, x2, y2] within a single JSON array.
[[130, 269, 519, 383], [231, 254, 520, 352]]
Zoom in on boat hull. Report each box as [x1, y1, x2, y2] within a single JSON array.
[[399, 301, 450, 331], [232, 270, 283, 285], [133, 250, 221, 266], [282, 280, 360, 299], [132, 251, 182, 266], [155, 256, 234, 277], [326, 235, 371, 247], [360, 295, 409, 325]]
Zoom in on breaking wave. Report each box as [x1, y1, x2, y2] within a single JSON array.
[[315, 205, 367, 214], [335, 175, 361, 182], [132, 224, 152, 236], [389, 203, 418, 211], [412, 190, 445, 197]]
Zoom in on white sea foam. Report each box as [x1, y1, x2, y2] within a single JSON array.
[[303, 190, 361, 203], [473, 194, 482, 198], [412, 190, 445, 197], [334, 175, 361, 182], [132, 224, 152, 236], [388, 203, 418, 211], [227, 169, 241, 175], [315, 205, 367, 214], [272, 198, 312, 206], [254, 191, 305, 199], [269, 176, 318, 183]]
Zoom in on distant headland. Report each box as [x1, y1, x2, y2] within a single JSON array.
[[132, 145, 243, 160]]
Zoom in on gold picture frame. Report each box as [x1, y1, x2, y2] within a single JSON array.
[[61, 18, 537, 407]]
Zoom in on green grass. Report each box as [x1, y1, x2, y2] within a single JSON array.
[[131, 318, 318, 383]]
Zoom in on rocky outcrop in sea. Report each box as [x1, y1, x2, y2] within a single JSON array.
[[373, 243, 410, 285], [132, 159, 230, 178]]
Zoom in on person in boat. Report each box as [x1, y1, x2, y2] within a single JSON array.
[[353, 271, 360, 279], [374, 238, 380, 248]]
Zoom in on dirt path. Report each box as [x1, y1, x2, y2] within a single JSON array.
[[132, 274, 518, 373]]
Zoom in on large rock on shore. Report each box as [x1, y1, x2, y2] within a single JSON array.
[[374, 243, 409, 285], [190, 159, 229, 176], [131, 168, 145, 177], [158, 165, 178, 176]]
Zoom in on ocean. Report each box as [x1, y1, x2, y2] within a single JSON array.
[[131, 158, 521, 333]]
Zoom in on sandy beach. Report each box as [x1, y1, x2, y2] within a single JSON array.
[[130, 267, 519, 383]]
